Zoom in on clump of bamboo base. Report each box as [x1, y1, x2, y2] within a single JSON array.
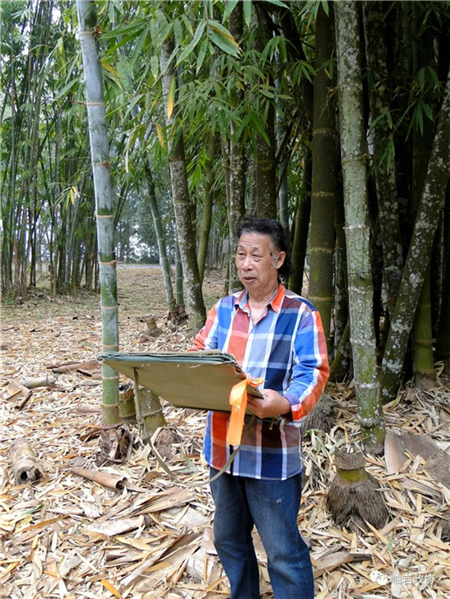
[[326, 450, 388, 530], [301, 394, 336, 435]]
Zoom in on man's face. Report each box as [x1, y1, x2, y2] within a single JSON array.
[[235, 232, 286, 298]]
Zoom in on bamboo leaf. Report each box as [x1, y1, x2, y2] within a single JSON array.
[[100, 579, 123, 599], [208, 20, 241, 50], [174, 18, 183, 46], [101, 61, 121, 80], [418, 67, 426, 90], [101, 21, 146, 40], [422, 101, 433, 121], [129, 30, 148, 69], [150, 55, 159, 79], [251, 113, 270, 146], [167, 77, 176, 119], [181, 14, 194, 37], [426, 65, 440, 87], [208, 25, 240, 57], [320, 0, 330, 16], [196, 39, 208, 74], [223, 0, 240, 22], [177, 21, 206, 64], [243, 0, 253, 27], [123, 95, 143, 121], [55, 78, 78, 100], [263, 0, 289, 8], [125, 123, 146, 173], [156, 123, 165, 147], [154, 22, 173, 49]]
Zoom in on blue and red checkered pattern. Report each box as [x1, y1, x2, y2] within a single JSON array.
[[193, 284, 329, 480]]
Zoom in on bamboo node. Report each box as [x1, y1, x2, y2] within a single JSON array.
[[311, 192, 335, 198], [313, 127, 336, 135], [85, 101, 106, 106], [101, 305, 118, 310], [341, 154, 369, 165], [309, 247, 334, 253]]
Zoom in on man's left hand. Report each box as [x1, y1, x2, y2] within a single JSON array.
[[247, 389, 291, 419]]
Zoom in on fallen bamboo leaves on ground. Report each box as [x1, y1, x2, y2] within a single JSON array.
[[1, 267, 450, 598]]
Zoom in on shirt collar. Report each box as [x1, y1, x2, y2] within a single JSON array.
[[235, 283, 285, 314]]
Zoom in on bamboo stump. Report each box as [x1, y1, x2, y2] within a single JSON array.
[[326, 450, 388, 530], [9, 440, 42, 484], [139, 388, 166, 436], [118, 381, 136, 423]]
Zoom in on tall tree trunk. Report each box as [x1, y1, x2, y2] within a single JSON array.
[[333, 172, 350, 379], [77, 0, 120, 427], [227, 4, 246, 292], [411, 23, 436, 390], [308, 3, 337, 355], [277, 139, 289, 230], [289, 148, 311, 295], [255, 104, 277, 219], [160, 38, 205, 334], [254, 4, 277, 219], [363, 1, 403, 314], [198, 132, 215, 283], [380, 61, 450, 402], [144, 161, 176, 317], [436, 184, 450, 374], [175, 241, 184, 310], [335, 0, 385, 454]]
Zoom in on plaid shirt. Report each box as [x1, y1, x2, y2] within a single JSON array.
[[194, 284, 329, 480]]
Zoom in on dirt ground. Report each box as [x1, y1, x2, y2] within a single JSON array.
[[1, 266, 450, 599]]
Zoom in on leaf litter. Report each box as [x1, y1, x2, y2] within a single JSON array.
[[1, 266, 450, 598]]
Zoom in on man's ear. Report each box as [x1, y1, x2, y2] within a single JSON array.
[[276, 251, 286, 270]]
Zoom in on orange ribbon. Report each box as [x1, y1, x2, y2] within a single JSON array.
[[227, 377, 264, 446]]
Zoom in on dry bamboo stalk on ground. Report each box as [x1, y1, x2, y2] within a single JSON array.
[[21, 374, 56, 388], [9, 440, 42, 483]]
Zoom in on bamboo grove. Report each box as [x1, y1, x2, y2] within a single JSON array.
[[1, 0, 450, 452]]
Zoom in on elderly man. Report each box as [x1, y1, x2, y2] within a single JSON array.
[[194, 216, 329, 599]]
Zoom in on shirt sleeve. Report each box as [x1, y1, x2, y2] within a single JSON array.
[[282, 309, 330, 421], [193, 302, 219, 351]]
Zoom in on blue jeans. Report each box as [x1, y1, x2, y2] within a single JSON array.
[[210, 469, 314, 599]]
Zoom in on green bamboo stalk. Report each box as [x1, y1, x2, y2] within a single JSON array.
[[227, 4, 246, 293], [335, 0, 385, 454], [254, 3, 277, 220], [289, 148, 311, 295], [436, 187, 450, 374], [411, 22, 435, 390], [363, 1, 403, 314], [308, 3, 337, 355], [175, 241, 184, 310], [333, 176, 349, 379], [198, 132, 215, 283], [160, 37, 205, 334], [76, 0, 120, 427], [144, 162, 177, 317]]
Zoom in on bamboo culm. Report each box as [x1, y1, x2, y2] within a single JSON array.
[[76, 0, 120, 427]]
